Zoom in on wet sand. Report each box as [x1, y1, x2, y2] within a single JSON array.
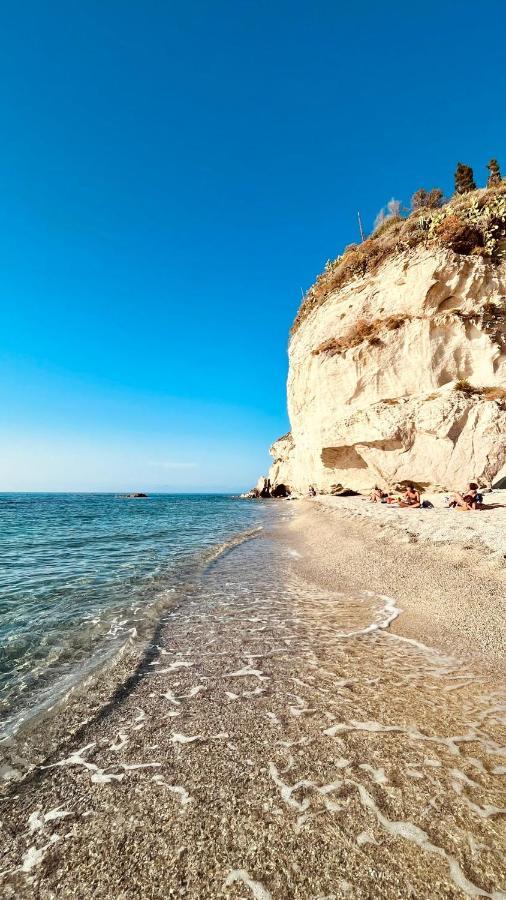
[[0, 505, 505, 899]]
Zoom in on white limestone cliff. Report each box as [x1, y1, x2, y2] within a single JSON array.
[[268, 247, 506, 494]]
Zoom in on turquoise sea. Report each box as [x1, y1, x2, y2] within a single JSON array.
[[0, 493, 271, 737]]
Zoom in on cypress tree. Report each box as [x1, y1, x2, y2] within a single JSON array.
[[486, 158, 502, 187], [454, 163, 476, 194]]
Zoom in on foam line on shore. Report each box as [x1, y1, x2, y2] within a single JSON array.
[[267, 752, 506, 899], [334, 592, 401, 639], [353, 781, 506, 899], [1, 521, 265, 748]]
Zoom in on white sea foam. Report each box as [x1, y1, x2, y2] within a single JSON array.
[[224, 868, 272, 899], [225, 664, 269, 680], [28, 807, 71, 833], [171, 733, 202, 745], [21, 836, 59, 874], [1, 496, 270, 742], [333, 593, 401, 639], [353, 782, 506, 898]]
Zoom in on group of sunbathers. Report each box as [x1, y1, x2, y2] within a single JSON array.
[[369, 482, 484, 511], [446, 483, 484, 510], [369, 484, 422, 507]]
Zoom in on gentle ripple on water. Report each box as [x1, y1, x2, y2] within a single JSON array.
[[0, 493, 271, 736], [1, 520, 504, 897]]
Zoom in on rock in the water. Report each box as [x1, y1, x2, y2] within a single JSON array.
[[266, 247, 506, 493]]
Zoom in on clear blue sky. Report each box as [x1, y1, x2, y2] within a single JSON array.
[[1, 1, 504, 491]]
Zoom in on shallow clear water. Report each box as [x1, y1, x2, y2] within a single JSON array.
[[1, 515, 504, 898], [0, 493, 271, 736], [0, 502, 504, 897]]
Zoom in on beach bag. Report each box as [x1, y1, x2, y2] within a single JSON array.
[[421, 500, 434, 509]]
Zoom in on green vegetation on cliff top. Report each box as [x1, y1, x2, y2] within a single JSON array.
[[292, 174, 506, 337]]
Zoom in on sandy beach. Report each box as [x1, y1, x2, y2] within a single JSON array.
[[297, 494, 506, 670], [314, 492, 506, 561], [3, 3, 505, 898], [0, 502, 505, 899]]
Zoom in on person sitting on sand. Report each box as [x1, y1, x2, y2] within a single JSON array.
[[450, 483, 483, 511], [369, 486, 387, 502], [398, 484, 421, 508]]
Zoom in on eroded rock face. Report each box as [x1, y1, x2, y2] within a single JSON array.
[[269, 248, 506, 492], [241, 476, 283, 499]]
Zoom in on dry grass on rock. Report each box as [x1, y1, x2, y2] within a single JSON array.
[[454, 380, 506, 405], [312, 315, 407, 357], [292, 185, 506, 337]]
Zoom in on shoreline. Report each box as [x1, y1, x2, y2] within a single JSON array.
[[0, 525, 262, 756], [286, 497, 506, 672], [0, 525, 265, 779], [1, 507, 505, 898]]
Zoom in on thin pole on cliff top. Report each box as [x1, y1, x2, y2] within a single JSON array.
[[357, 210, 365, 242]]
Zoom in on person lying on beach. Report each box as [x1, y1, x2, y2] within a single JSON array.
[[398, 485, 421, 508], [450, 483, 483, 511]]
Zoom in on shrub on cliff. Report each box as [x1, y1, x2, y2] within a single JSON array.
[[454, 381, 506, 406], [372, 215, 404, 238], [433, 214, 484, 254], [454, 379, 476, 395], [411, 188, 444, 210], [430, 189, 506, 261], [483, 386, 506, 402]]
